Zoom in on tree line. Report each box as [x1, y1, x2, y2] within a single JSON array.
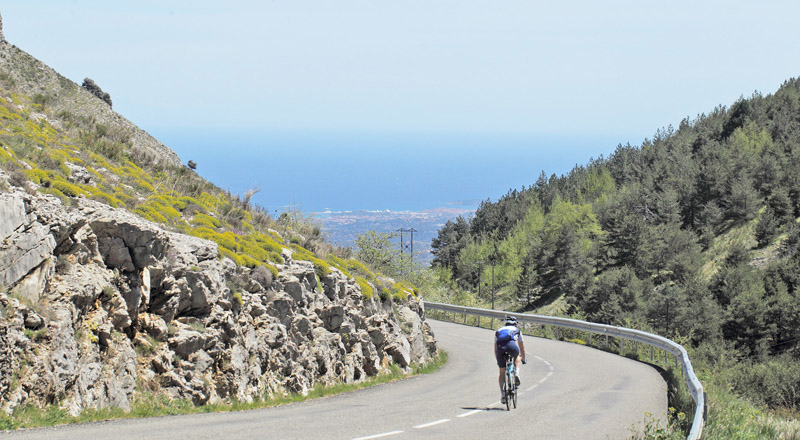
[[431, 77, 800, 410]]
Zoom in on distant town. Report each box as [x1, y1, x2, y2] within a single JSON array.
[[316, 207, 474, 264]]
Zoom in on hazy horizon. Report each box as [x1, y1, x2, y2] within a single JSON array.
[[4, 2, 800, 214], [154, 127, 627, 214]]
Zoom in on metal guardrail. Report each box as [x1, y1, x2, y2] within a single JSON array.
[[425, 301, 705, 440]]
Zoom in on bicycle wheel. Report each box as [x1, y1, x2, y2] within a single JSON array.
[[505, 367, 512, 411], [512, 378, 518, 408], [504, 369, 511, 411]]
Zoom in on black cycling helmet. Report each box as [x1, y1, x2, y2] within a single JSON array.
[[504, 316, 518, 326]]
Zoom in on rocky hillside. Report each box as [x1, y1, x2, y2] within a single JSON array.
[[0, 13, 179, 168], [0, 12, 436, 418]]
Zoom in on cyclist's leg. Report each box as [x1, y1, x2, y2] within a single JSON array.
[[496, 348, 507, 401], [498, 366, 505, 390], [506, 342, 521, 385]]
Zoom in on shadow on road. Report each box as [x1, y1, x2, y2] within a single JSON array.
[[460, 406, 505, 412]]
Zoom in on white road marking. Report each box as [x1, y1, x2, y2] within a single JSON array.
[[352, 431, 404, 440], [448, 333, 490, 343], [444, 325, 560, 424], [457, 409, 483, 418], [414, 419, 451, 429], [463, 336, 487, 342]]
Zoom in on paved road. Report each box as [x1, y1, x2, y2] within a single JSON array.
[[1, 319, 667, 440]]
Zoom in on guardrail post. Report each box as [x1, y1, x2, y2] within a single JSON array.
[[664, 349, 668, 366], [605, 334, 609, 348], [588, 333, 592, 346], [650, 346, 654, 362], [555, 327, 559, 340], [619, 338, 624, 354]]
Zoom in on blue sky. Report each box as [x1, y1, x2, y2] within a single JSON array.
[[4, 2, 800, 211], [5, 1, 799, 137]]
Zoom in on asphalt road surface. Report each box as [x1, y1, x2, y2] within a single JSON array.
[[2, 319, 667, 440]]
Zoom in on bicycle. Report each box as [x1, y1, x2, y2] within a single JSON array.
[[502, 353, 518, 411]]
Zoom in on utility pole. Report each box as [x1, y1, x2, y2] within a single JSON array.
[[492, 261, 494, 310], [478, 260, 483, 299], [488, 253, 497, 327], [397, 228, 417, 274]]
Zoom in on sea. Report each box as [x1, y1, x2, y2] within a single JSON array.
[[152, 128, 625, 261]]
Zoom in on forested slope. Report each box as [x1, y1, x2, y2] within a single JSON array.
[[432, 78, 800, 410]]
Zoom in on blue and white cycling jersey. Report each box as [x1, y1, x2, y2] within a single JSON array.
[[495, 325, 523, 345]]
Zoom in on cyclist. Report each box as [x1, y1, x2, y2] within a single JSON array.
[[494, 316, 526, 404]]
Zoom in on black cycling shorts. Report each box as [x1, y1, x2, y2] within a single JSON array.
[[496, 341, 520, 367]]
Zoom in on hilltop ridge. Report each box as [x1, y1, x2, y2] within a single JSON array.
[[0, 26, 180, 168]]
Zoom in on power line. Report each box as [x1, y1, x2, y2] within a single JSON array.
[[397, 228, 418, 269]]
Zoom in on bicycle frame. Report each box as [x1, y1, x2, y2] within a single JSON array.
[[503, 353, 517, 410]]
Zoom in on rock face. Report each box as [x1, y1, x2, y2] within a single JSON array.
[[0, 187, 437, 416]]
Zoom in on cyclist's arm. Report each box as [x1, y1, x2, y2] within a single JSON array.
[[518, 337, 526, 362]]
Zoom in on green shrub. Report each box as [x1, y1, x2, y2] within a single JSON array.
[[311, 258, 331, 278], [253, 233, 283, 254], [266, 251, 284, 265], [219, 247, 245, 266], [31, 93, 52, 110], [267, 230, 284, 243], [265, 264, 279, 279], [178, 196, 205, 211], [198, 192, 220, 210], [240, 254, 260, 268], [0, 148, 15, 165], [346, 259, 378, 283], [52, 180, 87, 197], [377, 286, 390, 301], [326, 255, 352, 278], [82, 78, 112, 107], [135, 206, 167, 224], [240, 240, 269, 262], [89, 191, 123, 207], [147, 199, 181, 220], [23, 168, 51, 185], [192, 213, 221, 229], [356, 276, 374, 299], [191, 228, 238, 250], [38, 187, 69, 205], [390, 283, 409, 302], [728, 356, 800, 410]]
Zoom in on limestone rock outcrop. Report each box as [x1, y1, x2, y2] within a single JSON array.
[[0, 187, 437, 416]]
